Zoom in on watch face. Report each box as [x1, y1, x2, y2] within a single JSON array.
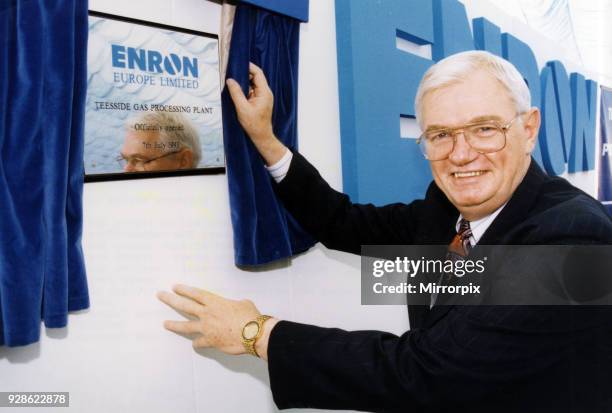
[[243, 321, 259, 340]]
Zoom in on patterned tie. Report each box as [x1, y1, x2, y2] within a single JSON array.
[[447, 218, 473, 260], [432, 219, 473, 306]]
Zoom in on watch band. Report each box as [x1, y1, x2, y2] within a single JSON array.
[[242, 315, 272, 357]]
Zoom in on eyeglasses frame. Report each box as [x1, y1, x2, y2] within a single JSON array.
[[416, 113, 524, 161], [116, 148, 184, 172]]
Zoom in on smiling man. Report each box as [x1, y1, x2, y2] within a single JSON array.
[[158, 53, 612, 412]]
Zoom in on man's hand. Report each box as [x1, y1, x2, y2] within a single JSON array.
[[226, 62, 288, 165], [157, 284, 278, 359]]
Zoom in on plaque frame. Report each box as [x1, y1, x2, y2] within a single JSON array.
[[85, 11, 226, 183]]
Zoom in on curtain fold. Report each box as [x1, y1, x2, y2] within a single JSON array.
[[0, 0, 89, 347], [222, 3, 315, 265]]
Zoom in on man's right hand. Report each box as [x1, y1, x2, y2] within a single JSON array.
[[226, 62, 288, 166]]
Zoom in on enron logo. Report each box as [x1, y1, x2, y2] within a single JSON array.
[[111, 44, 199, 78]]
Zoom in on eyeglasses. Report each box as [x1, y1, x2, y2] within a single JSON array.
[[416, 114, 523, 161], [116, 150, 182, 171]]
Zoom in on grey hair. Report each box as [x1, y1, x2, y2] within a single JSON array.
[[414, 50, 531, 128], [125, 111, 202, 166]]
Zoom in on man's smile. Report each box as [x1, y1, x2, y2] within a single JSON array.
[[451, 170, 488, 178]]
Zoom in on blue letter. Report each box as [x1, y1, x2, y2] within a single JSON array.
[[569, 73, 597, 172], [164, 55, 178, 76], [473, 17, 502, 57], [127, 47, 146, 71], [111, 44, 126, 68], [539, 66, 565, 175], [183, 57, 199, 78], [548, 60, 573, 162], [335, 0, 434, 204], [432, 0, 474, 61], [147, 51, 163, 73], [502, 33, 544, 168], [502, 33, 540, 108]]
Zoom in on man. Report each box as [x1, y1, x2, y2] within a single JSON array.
[[119, 112, 201, 172], [157, 52, 612, 412]]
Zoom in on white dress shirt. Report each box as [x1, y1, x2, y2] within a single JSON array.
[[266, 149, 293, 183], [456, 204, 506, 246]]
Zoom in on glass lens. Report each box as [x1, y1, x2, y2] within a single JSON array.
[[132, 160, 146, 171], [421, 131, 454, 160], [465, 123, 504, 152], [117, 156, 147, 171]]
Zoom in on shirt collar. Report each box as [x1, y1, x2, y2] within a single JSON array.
[[455, 203, 507, 246]]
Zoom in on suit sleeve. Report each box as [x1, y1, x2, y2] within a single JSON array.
[[267, 306, 611, 412], [273, 151, 422, 254]]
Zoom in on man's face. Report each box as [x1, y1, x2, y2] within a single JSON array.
[[420, 69, 539, 220], [121, 130, 192, 172]]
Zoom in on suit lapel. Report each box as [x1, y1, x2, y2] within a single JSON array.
[[478, 158, 549, 245], [407, 181, 458, 329]]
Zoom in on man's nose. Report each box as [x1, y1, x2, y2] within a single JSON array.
[[124, 163, 136, 172], [448, 132, 477, 164]]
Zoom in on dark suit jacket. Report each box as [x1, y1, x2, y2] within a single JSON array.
[[267, 152, 612, 413]]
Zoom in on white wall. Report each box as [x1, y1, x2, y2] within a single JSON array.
[[0, 1, 604, 412]]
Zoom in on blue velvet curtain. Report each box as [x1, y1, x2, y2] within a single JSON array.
[[222, 3, 315, 265], [0, 0, 89, 347]]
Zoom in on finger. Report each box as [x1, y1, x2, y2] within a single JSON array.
[[226, 78, 249, 108], [157, 291, 202, 316], [163, 320, 201, 335], [248, 62, 271, 96], [173, 284, 222, 306], [193, 336, 211, 349], [249, 61, 263, 75]]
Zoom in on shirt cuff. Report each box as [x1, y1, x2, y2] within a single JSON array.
[[265, 149, 293, 183]]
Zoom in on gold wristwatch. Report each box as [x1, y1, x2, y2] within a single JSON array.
[[241, 315, 272, 357]]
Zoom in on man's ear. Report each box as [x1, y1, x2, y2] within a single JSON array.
[[179, 149, 194, 169], [522, 107, 541, 154]]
